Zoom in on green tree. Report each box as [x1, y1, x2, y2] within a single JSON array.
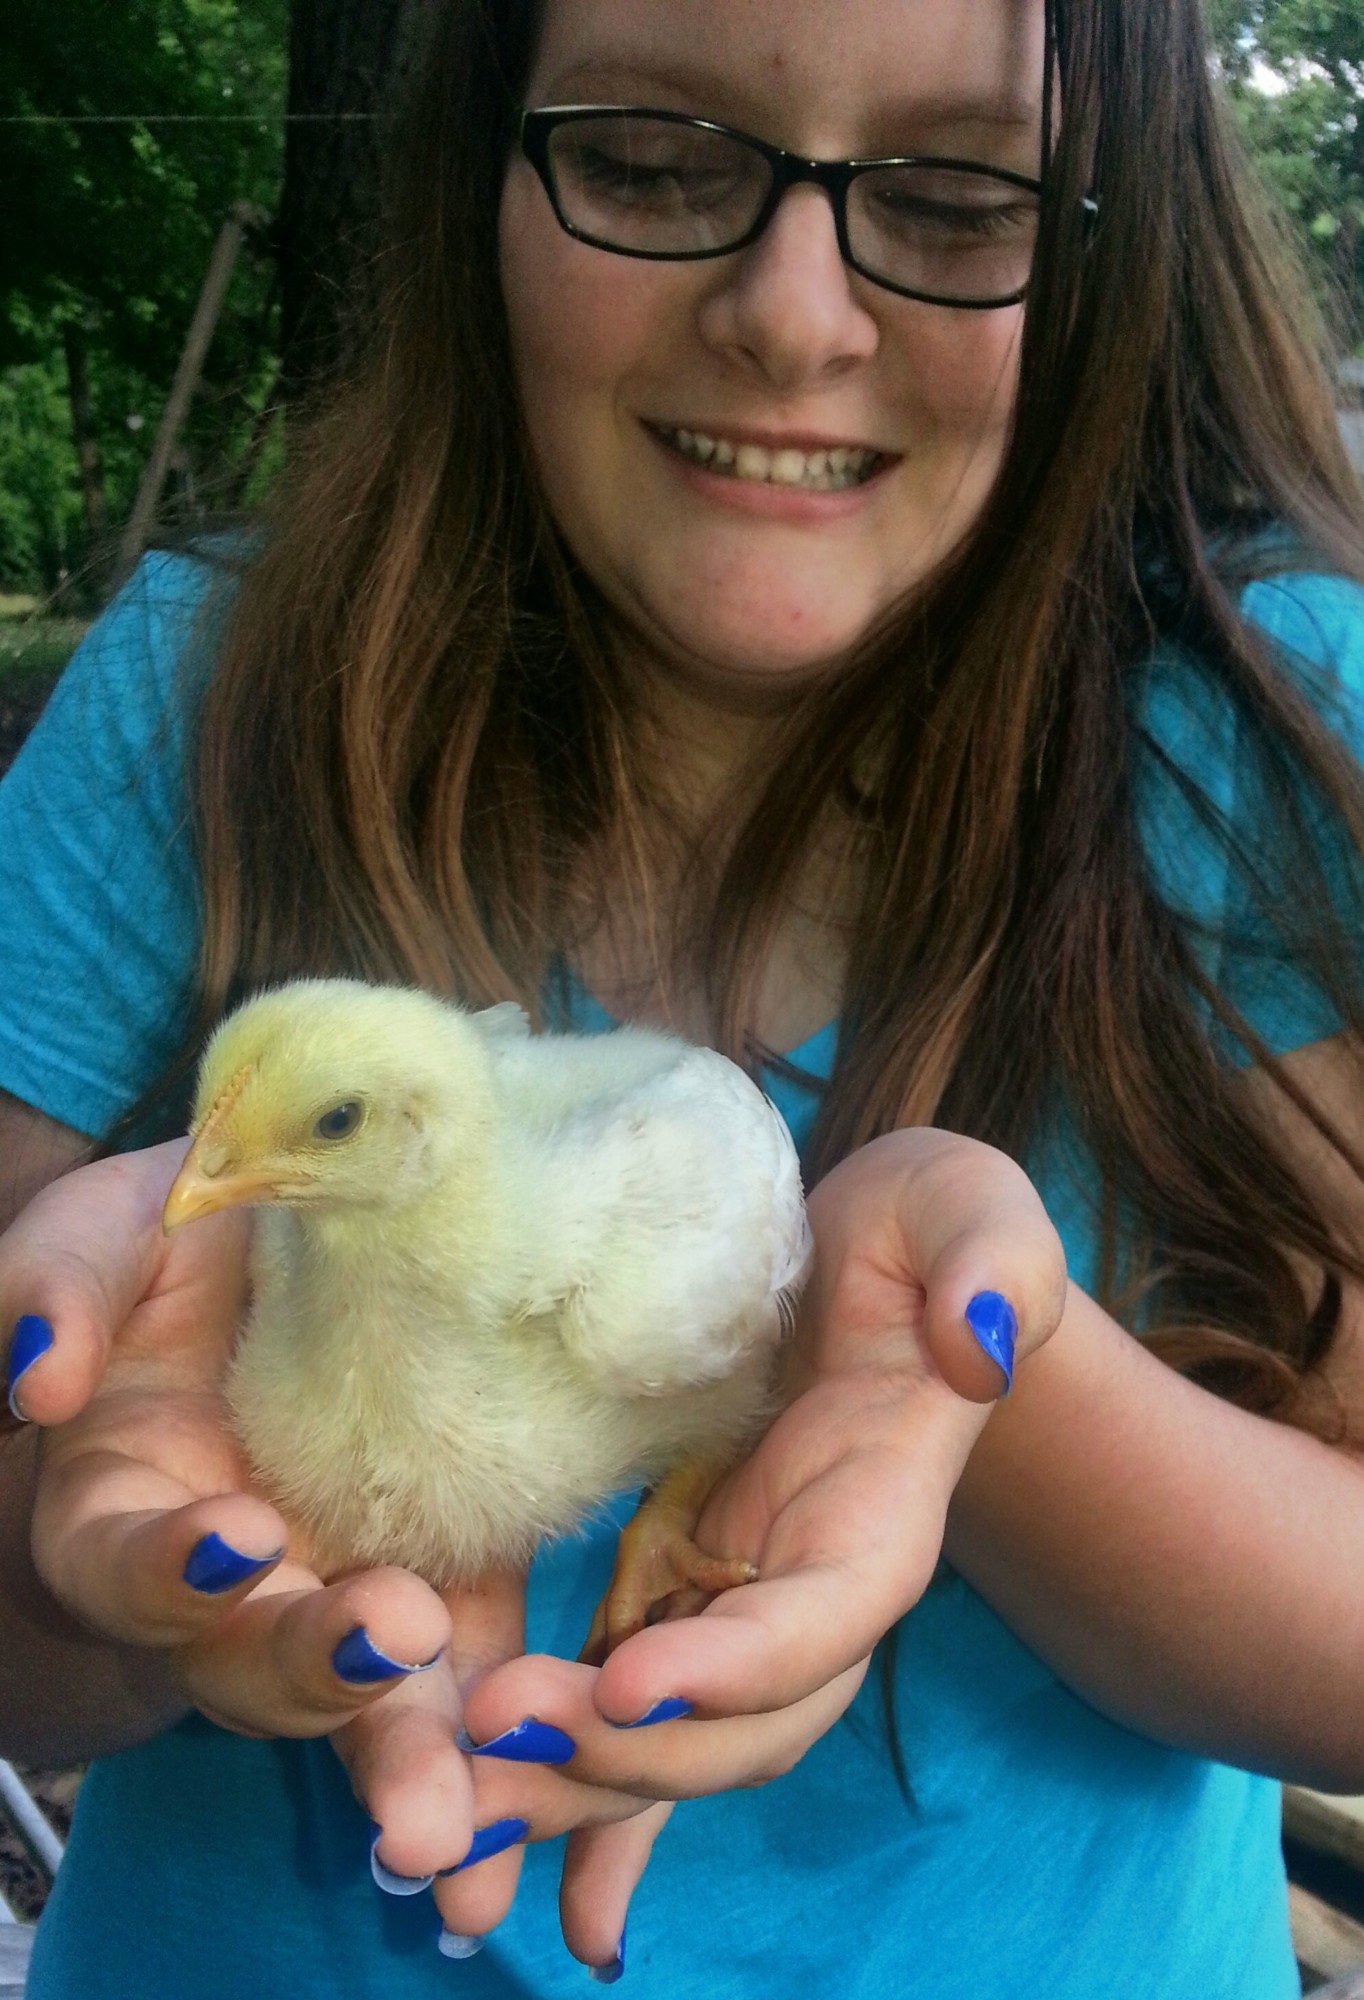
[[1209, 0, 1364, 338], [0, 0, 287, 591]]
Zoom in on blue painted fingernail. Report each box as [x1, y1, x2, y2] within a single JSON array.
[[457, 1718, 576, 1764], [182, 1532, 282, 1596], [438, 1930, 485, 1959], [369, 1824, 434, 1896], [608, 1697, 693, 1730], [964, 1291, 1017, 1391], [588, 1920, 627, 1984], [333, 1625, 441, 1685], [6, 1315, 54, 1420], [438, 1818, 530, 1875]]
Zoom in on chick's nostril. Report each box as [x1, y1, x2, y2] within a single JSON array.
[[198, 1139, 233, 1178]]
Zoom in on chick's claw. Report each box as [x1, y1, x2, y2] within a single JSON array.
[[582, 1459, 757, 1664]]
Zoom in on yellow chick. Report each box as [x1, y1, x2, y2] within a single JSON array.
[[162, 979, 811, 1642]]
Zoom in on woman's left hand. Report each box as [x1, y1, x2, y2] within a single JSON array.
[[441, 1129, 1068, 1972]]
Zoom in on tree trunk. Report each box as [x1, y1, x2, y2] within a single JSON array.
[[278, 0, 439, 397], [60, 320, 109, 558]]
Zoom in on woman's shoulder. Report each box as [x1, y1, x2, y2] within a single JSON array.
[[1132, 555, 1364, 774], [67, 541, 239, 707], [8, 542, 242, 807]]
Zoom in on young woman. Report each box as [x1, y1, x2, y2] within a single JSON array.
[[3, 0, 1364, 1993]]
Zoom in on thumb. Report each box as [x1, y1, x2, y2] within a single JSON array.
[[906, 1134, 1068, 1402], [2, 1139, 192, 1424]]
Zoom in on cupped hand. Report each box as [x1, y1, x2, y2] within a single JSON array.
[[0, 1141, 659, 1961], [455, 1127, 1069, 1970], [3, 1141, 452, 1738]]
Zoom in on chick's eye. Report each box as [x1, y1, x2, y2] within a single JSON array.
[[313, 1099, 364, 1142]]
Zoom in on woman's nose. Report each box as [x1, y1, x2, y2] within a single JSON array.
[[696, 184, 881, 391]]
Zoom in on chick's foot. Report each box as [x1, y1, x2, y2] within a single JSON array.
[[581, 1457, 756, 1664]]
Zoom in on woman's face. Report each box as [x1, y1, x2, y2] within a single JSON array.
[[499, 0, 1044, 708]]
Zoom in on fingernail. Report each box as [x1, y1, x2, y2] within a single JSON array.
[[369, 1824, 433, 1896], [438, 1818, 530, 1875], [333, 1625, 442, 1685], [608, 1697, 692, 1730], [964, 1290, 1017, 1392], [182, 1531, 283, 1596], [438, 1931, 485, 1960], [6, 1314, 54, 1421], [588, 1920, 627, 1984], [457, 1718, 576, 1764]]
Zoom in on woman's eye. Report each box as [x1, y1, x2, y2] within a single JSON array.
[[313, 1100, 364, 1142], [576, 149, 730, 210], [876, 192, 1032, 240]]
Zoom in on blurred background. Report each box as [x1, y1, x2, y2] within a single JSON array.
[[0, 1, 1361, 676]]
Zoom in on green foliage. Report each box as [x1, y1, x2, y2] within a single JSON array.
[[0, 0, 287, 594], [0, 615, 88, 695], [1209, 0, 1364, 339]]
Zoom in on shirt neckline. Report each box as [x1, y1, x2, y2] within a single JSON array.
[[559, 967, 836, 1072]]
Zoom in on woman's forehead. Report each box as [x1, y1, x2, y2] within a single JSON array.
[[527, 0, 1046, 157]]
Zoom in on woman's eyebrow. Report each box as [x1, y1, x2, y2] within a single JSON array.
[[537, 62, 1038, 136]]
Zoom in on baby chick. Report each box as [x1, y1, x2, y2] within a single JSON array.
[[162, 979, 811, 1644]]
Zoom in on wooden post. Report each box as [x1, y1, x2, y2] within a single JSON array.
[[116, 202, 266, 582]]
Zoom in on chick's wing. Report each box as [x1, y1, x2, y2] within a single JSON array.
[[526, 1046, 811, 1396]]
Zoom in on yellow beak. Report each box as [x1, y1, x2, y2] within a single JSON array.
[[162, 1063, 312, 1234], [162, 1159, 298, 1233]]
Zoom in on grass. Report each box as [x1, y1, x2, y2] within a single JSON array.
[[0, 614, 87, 697]]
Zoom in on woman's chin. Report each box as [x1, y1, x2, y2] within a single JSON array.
[[633, 593, 880, 703]]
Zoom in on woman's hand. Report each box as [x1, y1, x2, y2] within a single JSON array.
[[452, 1129, 1068, 1971], [3, 1142, 455, 1740], [0, 1142, 661, 1957]]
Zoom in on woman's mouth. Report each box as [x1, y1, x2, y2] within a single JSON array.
[[650, 423, 887, 493]]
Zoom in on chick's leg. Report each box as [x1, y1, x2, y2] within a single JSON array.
[[581, 1456, 756, 1664]]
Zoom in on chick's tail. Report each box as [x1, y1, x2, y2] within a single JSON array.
[[580, 1455, 756, 1664]]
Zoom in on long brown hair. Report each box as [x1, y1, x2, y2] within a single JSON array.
[[108, 0, 1364, 1437]]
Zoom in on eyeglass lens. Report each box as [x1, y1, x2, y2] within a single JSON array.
[[545, 115, 1039, 301]]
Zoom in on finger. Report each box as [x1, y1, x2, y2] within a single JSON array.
[[334, 1662, 473, 1878], [433, 1760, 650, 1944], [807, 1130, 1067, 1402], [897, 1135, 1066, 1398], [464, 1650, 864, 1800], [179, 1564, 452, 1737], [32, 1463, 292, 1645], [0, 1139, 220, 1424], [560, 1806, 673, 1976]]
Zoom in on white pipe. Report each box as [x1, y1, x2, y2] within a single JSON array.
[[0, 1763, 63, 1882]]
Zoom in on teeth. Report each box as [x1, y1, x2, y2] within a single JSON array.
[[659, 427, 879, 490]]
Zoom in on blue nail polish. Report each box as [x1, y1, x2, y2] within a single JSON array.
[[333, 1625, 441, 1685], [438, 1818, 529, 1875], [457, 1718, 576, 1764], [964, 1291, 1016, 1391], [182, 1532, 282, 1596], [438, 1931, 485, 1960], [369, 1825, 434, 1896], [6, 1314, 54, 1420], [588, 1920, 628, 1984], [608, 1697, 693, 1730]]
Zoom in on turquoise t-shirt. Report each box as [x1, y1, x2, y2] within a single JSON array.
[[5, 552, 1362, 1999]]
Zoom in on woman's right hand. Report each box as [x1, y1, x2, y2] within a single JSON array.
[[0, 1140, 665, 1953], [1, 1141, 456, 1739]]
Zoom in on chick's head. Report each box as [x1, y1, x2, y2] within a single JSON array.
[[162, 978, 498, 1232]]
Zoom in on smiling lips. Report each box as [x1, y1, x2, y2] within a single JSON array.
[[652, 422, 887, 491]]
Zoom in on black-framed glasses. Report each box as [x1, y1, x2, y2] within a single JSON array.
[[520, 105, 1069, 310]]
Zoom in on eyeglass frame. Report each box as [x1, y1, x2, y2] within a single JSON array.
[[519, 104, 1095, 312]]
